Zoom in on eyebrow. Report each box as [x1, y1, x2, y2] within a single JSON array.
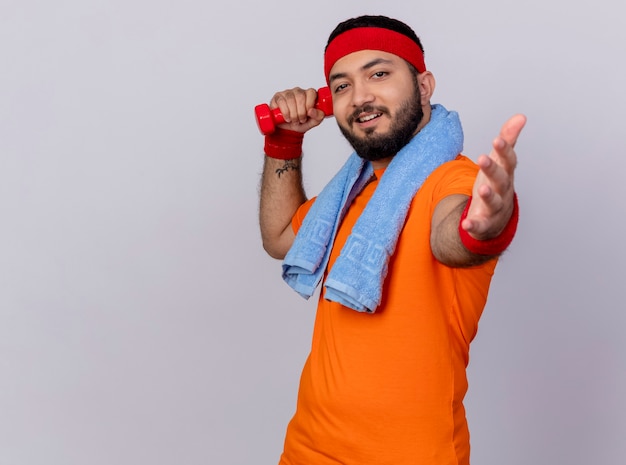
[[328, 57, 395, 85]]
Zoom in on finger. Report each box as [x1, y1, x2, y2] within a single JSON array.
[[307, 107, 327, 124], [482, 129, 519, 177], [499, 114, 526, 148], [461, 209, 491, 236], [464, 190, 503, 236], [304, 87, 320, 117], [483, 114, 525, 170], [271, 87, 308, 124], [477, 153, 512, 190], [288, 87, 319, 124], [289, 87, 311, 124], [476, 182, 496, 203]]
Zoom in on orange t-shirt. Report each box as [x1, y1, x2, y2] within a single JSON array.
[[279, 155, 497, 465]]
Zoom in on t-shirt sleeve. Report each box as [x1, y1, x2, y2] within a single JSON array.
[[428, 155, 479, 203]]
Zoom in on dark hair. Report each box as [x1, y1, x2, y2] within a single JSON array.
[[325, 15, 424, 54]]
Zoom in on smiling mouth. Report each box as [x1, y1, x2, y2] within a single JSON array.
[[357, 113, 382, 123]]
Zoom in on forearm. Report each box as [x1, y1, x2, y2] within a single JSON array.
[[259, 156, 306, 259], [256, 87, 328, 259]]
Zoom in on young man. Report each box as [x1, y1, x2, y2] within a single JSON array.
[[258, 15, 525, 465]]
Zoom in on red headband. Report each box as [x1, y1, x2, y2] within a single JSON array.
[[324, 27, 426, 84]]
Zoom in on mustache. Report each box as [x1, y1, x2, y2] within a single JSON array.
[[347, 105, 390, 125]]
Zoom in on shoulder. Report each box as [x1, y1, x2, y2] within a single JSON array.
[[431, 154, 478, 179], [418, 154, 478, 202]]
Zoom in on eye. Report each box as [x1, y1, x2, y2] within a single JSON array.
[[334, 83, 349, 93], [372, 71, 388, 79]]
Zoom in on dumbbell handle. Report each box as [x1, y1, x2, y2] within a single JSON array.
[[255, 87, 333, 135]]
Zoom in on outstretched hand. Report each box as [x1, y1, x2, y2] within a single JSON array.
[[461, 114, 527, 239]]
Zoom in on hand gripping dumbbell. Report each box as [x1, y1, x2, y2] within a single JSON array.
[[254, 87, 333, 135]]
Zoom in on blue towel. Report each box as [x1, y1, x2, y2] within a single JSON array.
[[282, 104, 464, 313]]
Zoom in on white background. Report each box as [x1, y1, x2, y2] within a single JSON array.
[[1, 1, 624, 464]]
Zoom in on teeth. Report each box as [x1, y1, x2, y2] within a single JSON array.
[[358, 114, 380, 123]]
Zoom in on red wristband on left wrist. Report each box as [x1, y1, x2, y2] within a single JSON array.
[[458, 193, 519, 256]]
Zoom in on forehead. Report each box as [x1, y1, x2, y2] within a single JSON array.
[[328, 50, 406, 80]]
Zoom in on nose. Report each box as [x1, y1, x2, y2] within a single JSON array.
[[351, 82, 374, 108]]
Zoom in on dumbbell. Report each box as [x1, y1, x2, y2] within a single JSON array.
[[254, 87, 333, 135]]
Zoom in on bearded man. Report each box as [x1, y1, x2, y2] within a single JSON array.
[[258, 14, 525, 465]]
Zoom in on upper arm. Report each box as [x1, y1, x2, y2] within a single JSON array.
[[259, 156, 307, 260], [262, 197, 315, 260], [430, 194, 470, 266], [430, 194, 497, 268]]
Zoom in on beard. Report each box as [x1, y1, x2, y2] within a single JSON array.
[[337, 84, 424, 162]]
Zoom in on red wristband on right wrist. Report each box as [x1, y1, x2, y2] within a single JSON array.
[[264, 128, 304, 159]]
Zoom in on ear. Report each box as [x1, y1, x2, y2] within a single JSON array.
[[418, 71, 436, 102]]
